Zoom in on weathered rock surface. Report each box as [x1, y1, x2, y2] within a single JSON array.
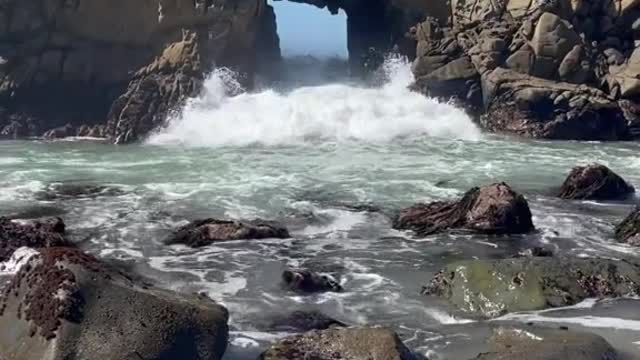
[[0, 247, 229, 360], [282, 269, 343, 293], [166, 218, 290, 247], [410, 0, 640, 140], [474, 327, 618, 360], [259, 326, 419, 360], [558, 164, 635, 200], [265, 311, 346, 332], [424, 257, 640, 317], [0, 0, 276, 141], [616, 208, 640, 246], [393, 183, 534, 236], [105, 31, 207, 144], [0, 217, 69, 262]]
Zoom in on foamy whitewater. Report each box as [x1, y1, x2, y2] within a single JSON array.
[[1, 57, 640, 359], [149, 58, 481, 146]]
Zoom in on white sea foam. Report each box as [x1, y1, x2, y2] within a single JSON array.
[[148, 57, 481, 147], [0, 247, 39, 275]]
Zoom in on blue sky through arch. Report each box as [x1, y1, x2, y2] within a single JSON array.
[[269, 0, 348, 58]]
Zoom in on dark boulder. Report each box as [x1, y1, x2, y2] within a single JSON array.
[[259, 326, 419, 360], [558, 164, 635, 200], [393, 183, 534, 236], [0, 216, 70, 262], [615, 208, 640, 246], [167, 219, 290, 248], [266, 311, 346, 332], [424, 257, 640, 317], [473, 326, 618, 360], [0, 247, 229, 360], [282, 269, 343, 294]]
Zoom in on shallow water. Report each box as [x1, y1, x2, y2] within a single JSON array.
[[1, 59, 640, 359]]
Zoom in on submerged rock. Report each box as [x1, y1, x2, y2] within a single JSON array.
[[42, 124, 75, 140], [0, 247, 229, 360], [282, 269, 343, 294], [167, 219, 290, 248], [393, 183, 534, 236], [474, 326, 618, 359], [259, 326, 419, 360], [0, 216, 69, 262], [266, 311, 346, 332], [35, 182, 123, 201], [615, 208, 640, 246], [558, 164, 635, 200], [424, 257, 640, 317]]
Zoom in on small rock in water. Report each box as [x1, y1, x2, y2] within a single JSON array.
[[166, 218, 290, 248], [475, 326, 618, 359], [515, 247, 553, 258], [615, 207, 640, 246], [35, 182, 123, 201], [266, 310, 346, 332], [260, 326, 419, 360], [558, 164, 635, 200], [393, 182, 534, 236], [282, 269, 343, 293]]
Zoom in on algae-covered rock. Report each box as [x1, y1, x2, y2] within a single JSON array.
[[259, 326, 419, 360], [473, 326, 618, 359], [424, 257, 640, 317], [0, 247, 229, 360]]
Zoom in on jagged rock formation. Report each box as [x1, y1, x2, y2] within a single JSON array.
[[410, 0, 640, 140], [0, 0, 277, 142]]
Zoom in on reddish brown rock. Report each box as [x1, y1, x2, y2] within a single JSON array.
[[558, 164, 635, 200], [166, 218, 290, 248], [393, 183, 534, 236]]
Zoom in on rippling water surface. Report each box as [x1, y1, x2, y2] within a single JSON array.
[[1, 59, 639, 359]]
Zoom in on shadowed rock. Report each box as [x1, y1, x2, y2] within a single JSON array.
[[259, 326, 419, 360], [266, 311, 346, 332], [393, 183, 534, 236], [166, 219, 290, 248], [615, 208, 640, 246], [0, 247, 229, 360], [473, 327, 618, 360], [282, 269, 343, 294], [0, 216, 70, 262], [424, 257, 640, 318], [558, 164, 635, 200]]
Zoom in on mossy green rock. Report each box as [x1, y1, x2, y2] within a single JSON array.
[[424, 257, 640, 317]]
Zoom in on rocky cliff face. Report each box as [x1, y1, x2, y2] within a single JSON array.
[[410, 0, 640, 140], [0, 0, 276, 141]]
